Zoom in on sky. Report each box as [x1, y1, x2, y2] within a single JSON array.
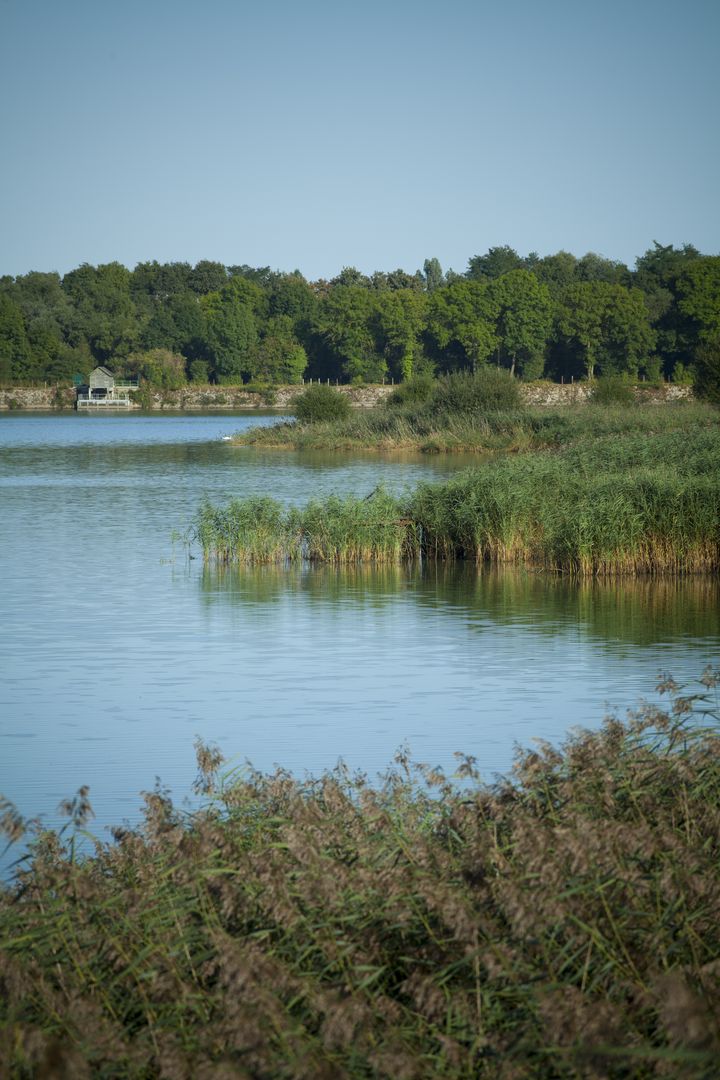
[[1, 0, 718, 280]]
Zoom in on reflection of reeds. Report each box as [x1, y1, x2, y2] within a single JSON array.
[[196, 429, 720, 575], [2, 673, 719, 1076], [199, 562, 720, 645]]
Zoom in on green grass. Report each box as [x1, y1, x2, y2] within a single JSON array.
[[233, 394, 717, 455], [2, 672, 719, 1077], [196, 427, 720, 574]]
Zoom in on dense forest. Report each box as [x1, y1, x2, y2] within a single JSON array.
[[1, 243, 719, 389]]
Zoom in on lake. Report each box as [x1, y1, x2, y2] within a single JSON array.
[[1, 411, 718, 853]]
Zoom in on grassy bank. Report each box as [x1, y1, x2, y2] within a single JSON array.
[[196, 427, 720, 574], [1, 673, 719, 1077], [232, 394, 716, 455]]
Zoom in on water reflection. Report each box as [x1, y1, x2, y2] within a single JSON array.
[[1, 412, 718, 875], [200, 563, 720, 652]]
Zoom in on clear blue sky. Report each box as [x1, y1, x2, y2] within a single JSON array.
[[1, 0, 718, 280]]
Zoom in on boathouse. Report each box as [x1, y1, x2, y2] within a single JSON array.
[[76, 367, 139, 409]]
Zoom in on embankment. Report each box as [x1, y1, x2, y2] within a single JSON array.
[[0, 382, 692, 411]]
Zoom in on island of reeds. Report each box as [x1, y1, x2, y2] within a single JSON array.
[[1, 671, 719, 1077], [197, 383, 720, 575]]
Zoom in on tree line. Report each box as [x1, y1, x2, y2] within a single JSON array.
[[0, 243, 718, 388]]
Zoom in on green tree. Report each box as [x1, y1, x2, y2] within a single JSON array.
[[54, 342, 94, 383], [268, 274, 317, 325], [467, 246, 525, 281], [224, 275, 269, 320], [142, 292, 207, 359], [370, 269, 424, 291], [227, 264, 276, 288], [11, 272, 70, 342], [202, 288, 258, 382], [254, 316, 308, 383], [126, 348, 187, 388], [422, 257, 444, 293], [190, 261, 228, 294], [694, 335, 720, 403], [675, 257, 720, 346], [532, 251, 578, 295], [315, 286, 385, 383], [131, 261, 193, 300], [426, 280, 498, 373], [487, 270, 552, 378], [374, 290, 428, 381], [575, 252, 630, 285], [632, 242, 703, 375], [556, 282, 654, 379], [329, 266, 371, 289], [0, 295, 32, 381], [26, 325, 65, 378], [62, 262, 140, 362]]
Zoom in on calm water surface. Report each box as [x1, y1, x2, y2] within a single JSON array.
[[1, 412, 718, 850]]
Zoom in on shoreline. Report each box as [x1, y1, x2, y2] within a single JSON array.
[[0, 382, 692, 412]]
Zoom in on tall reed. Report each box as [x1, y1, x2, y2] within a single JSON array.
[[197, 429, 720, 574], [2, 672, 719, 1077]]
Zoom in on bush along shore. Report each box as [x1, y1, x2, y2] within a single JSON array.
[[1, 672, 719, 1077], [230, 374, 700, 454], [197, 425, 720, 575]]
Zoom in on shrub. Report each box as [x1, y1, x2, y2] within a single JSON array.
[[672, 360, 696, 386], [386, 373, 436, 408], [431, 368, 521, 413], [293, 384, 351, 423], [591, 376, 635, 406]]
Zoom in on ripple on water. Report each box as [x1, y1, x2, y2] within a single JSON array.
[[0, 412, 718, 868]]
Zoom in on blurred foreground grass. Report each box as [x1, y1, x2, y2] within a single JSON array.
[[1, 671, 720, 1077]]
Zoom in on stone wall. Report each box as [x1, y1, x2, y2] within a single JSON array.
[[520, 382, 692, 406], [0, 386, 76, 410], [139, 383, 395, 410], [0, 383, 395, 411], [0, 381, 693, 411]]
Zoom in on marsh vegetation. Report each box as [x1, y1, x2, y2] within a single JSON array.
[[233, 372, 715, 455], [1, 673, 719, 1078], [199, 407, 720, 574]]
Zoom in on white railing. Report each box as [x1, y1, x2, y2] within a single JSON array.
[[76, 394, 133, 408]]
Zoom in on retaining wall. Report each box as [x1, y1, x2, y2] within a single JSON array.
[[0, 382, 693, 411]]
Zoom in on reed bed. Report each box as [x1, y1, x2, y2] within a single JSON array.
[[194, 489, 421, 565], [1, 672, 719, 1077], [237, 409, 534, 454], [197, 429, 720, 574], [410, 434, 720, 574], [195, 497, 295, 563], [234, 401, 718, 454]]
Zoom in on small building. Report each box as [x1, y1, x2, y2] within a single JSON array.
[[76, 367, 138, 409]]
